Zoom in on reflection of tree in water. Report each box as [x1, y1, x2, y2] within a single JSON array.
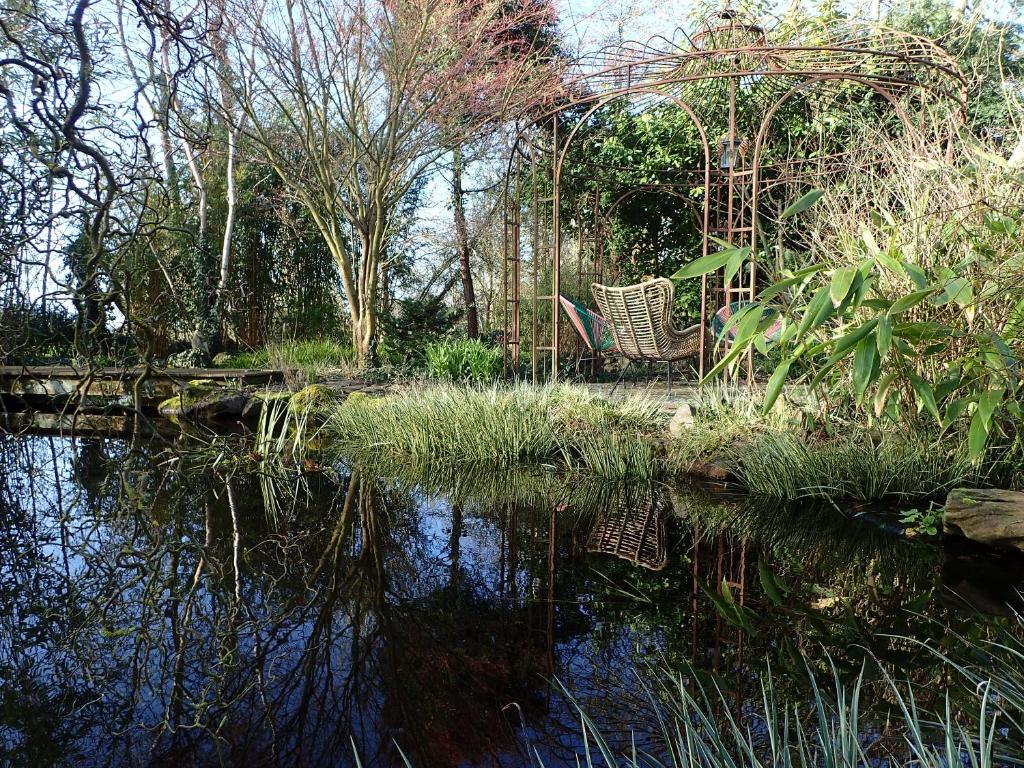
[[0, 436, 1018, 767], [0, 439, 583, 766]]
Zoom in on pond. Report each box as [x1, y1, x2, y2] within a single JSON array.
[[1, 430, 1023, 767]]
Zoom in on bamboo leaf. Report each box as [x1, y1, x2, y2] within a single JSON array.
[[829, 268, 857, 307], [968, 409, 989, 458], [908, 373, 940, 423], [853, 336, 877, 399], [780, 189, 824, 219], [873, 372, 897, 417], [724, 246, 749, 286], [672, 247, 750, 281], [888, 289, 935, 316], [876, 315, 892, 359], [832, 318, 880, 355], [763, 358, 792, 413]]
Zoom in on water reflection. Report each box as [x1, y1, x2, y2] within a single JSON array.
[[0, 433, 1019, 767]]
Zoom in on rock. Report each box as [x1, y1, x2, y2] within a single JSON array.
[[212, 352, 233, 367], [289, 383, 343, 414], [944, 488, 1024, 551], [668, 402, 695, 437], [158, 383, 251, 421]]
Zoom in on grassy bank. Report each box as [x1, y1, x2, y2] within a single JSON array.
[[256, 381, 1018, 501], [666, 386, 1012, 502], [320, 383, 664, 480]]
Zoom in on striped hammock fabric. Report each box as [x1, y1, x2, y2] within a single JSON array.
[[559, 296, 617, 353]]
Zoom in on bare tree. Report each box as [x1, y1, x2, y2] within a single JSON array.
[[223, 0, 562, 365]]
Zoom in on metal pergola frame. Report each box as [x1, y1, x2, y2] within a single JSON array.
[[502, 5, 967, 382]]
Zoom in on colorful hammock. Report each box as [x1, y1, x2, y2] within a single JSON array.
[[559, 296, 617, 353]]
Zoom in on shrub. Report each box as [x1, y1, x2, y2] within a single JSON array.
[[425, 339, 503, 383], [680, 134, 1024, 461], [0, 304, 77, 364]]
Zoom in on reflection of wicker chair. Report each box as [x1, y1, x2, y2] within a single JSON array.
[[587, 489, 668, 571], [591, 278, 709, 393]]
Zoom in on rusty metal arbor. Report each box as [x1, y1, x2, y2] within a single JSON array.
[[502, 6, 966, 382]]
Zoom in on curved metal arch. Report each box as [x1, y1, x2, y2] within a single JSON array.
[[500, 8, 969, 383], [596, 185, 704, 278], [551, 88, 714, 181], [748, 74, 919, 267]]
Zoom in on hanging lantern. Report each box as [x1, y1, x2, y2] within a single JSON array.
[[719, 136, 744, 169]]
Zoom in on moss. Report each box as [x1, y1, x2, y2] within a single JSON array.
[[252, 389, 292, 403], [289, 383, 343, 416], [157, 381, 249, 422]]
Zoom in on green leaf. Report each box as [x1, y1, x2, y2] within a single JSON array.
[[758, 264, 827, 302], [908, 373, 940, 423], [861, 226, 881, 258], [829, 268, 857, 307], [672, 246, 750, 281], [888, 288, 935, 316], [780, 189, 824, 219], [724, 246, 749, 286], [893, 321, 951, 342], [853, 336, 877, 398], [758, 559, 790, 605], [984, 212, 1018, 236], [903, 262, 927, 290], [809, 349, 845, 390], [968, 409, 989, 458], [832, 318, 880, 355], [763, 358, 791, 413], [976, 389, 1003, 430], [873, 372, 897, 417], [797, 287, 833, 338], [876, 315, 892, 359]]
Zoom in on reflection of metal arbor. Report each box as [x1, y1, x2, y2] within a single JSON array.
[[502, 7, 966, 381]]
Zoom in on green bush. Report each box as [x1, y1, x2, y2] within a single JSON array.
[[425, 339, 503, 383]]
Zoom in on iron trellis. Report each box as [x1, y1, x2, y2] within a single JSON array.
[[502, 5, 967, 382]]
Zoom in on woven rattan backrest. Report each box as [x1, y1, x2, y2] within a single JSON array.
[[591, 278, 675, 359]]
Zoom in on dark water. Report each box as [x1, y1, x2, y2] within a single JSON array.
[[1, 431, 1022, 767]]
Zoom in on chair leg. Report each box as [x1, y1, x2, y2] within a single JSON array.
[[666, 360, 672, 396], [610, 360, 630, 397]]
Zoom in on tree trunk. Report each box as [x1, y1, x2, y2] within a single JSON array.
[[452, 145, 479, 338], [349, 228, 380, 368]]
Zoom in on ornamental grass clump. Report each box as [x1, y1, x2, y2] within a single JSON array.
[[728, 427, 982, 502], [667, 384, 805, 471], [324, 383, 665, 477]]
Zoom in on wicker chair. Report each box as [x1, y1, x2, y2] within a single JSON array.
[[591, 278, 708, 393]]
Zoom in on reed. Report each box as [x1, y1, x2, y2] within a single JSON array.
[[547, 656, 1017, 768]]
